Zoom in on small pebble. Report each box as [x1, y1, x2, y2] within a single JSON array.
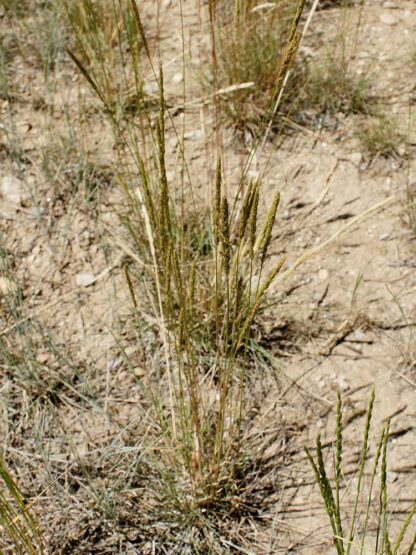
[[143, 82, 158, 95], [172, 72, 183, 84], [107, 357, 123, 371], [338, 374, 349, 392], [349, 152, 362, 165], [353, 330, 366, 342], [1, 175, 29, 206], [318, 268, 329, 281], [183, 129, 203, 141], [386, 471, 398, 483], [379, 12, 397, 25], [75, 273, 95, 287]]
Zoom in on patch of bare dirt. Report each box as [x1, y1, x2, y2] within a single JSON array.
[[1, 0, 415, 553]]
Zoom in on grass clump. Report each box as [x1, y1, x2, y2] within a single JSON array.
[[208, 0, 306, 133], [304, 57, 372, 117], [209, 0, 374, 134], [301, 1, 374, 120], [68, 0, 294, 511], [120, 94, 285, 505], [66, 0, 145, 114], [305, 390, 416, 554], [357, 115, 404, 159]]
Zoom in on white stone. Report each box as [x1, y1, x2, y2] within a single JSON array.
[[1, 175, 28, 205], [75, 273, 95, 287], [172, 72, 183, 84], [386, 471, 398, 483], [318, 268, 329, 281], [183, 129, 203, 141], [143, 82, 158, 95], [379, 12, 397, 25], [338, 375, 349, 392], [107, 357, 122, 371], [353, 330, 365, 342], [349, 152, 362, 165]]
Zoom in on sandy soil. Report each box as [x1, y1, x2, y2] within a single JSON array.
[[0, 0, 415, 553]]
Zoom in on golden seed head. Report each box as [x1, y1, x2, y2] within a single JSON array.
[[220, 195, 231, 275], [249, 187, 259, 258], [238, 181, 255, 241], [214, 159, 222, 245], [258, 191, 280, 264]]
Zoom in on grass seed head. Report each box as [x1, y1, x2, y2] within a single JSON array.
[[214, 159, 222, 245], [257, 191, 280, 264], [238, 180, 256, 242], [220, 195, 231, 276], [249, 187, 259, 259]]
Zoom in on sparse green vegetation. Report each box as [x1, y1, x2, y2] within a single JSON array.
[[304, 58, 372, 117], [357, 115, 404, 158], [66, 0, 145, 113], [0, 0, 415, 552], [301, 0, 374, 120], [209, 0, 375, 134], [209, 0, 305, 132], [69, 0, 292, 507]]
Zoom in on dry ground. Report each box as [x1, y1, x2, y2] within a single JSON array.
[[0, 0, 415, 553]]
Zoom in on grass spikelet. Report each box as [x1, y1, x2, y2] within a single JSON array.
[[316, 434, 344, 554], [394, 505, 416, 555], [272, 31, 301, 105], [233, 275, 244, 325], [377, 419, 390, 554], [305, 437, 344, 555], [249, 186, 259, 259], [220, 195, 231, 275], [156, 67, 171, 260], [256, 191, 280, 263], [129, 0, 151, 61], [65, 48, 108, 109], [138, 154, 157, 231], [408, 530, 416, 555], [255, 256, 286, 302], [308, 391, 416, 555], [335, 391, 344, 550], [214, 159, 222, 245], [238, 181, 255, 242], [347, 387, 375, 553], [289, 0, 307, 41], [360, 427, 385, 554]]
